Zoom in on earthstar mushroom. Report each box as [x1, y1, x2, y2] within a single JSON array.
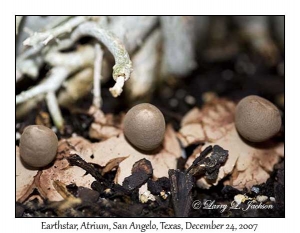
[[19, 125, 58, 168], [235, 95, 282, 142], [123, 103, 166, 151]]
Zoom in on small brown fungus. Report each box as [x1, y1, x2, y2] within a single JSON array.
[[123, 103, 166, 151], [235, 95, 282, 142], [19, 125, 58, 168]]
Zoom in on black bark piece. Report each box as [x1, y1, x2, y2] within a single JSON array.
[[157, 177, 171, 191], [148, 177, 170, 195], [91, 181, 105, 193], [122, 159, 153, 191], [66, 154, 110, 187], [132, 158, 153, 176], [203, 145, 228, 180], [112, 184, 131, 195], [185, 145, 212, 174], [78, 187, 100, 203], [147, 179, 161, 195], [169, 169, 193, 217], [123, 172, 150, 191], [187, 145, 228, 181]]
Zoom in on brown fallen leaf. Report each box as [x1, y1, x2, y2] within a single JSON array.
[[89, 123, 122, 141], [177, 99, 236, 146], [88, 106, 123, 140], [101, 156, 129, 176], [35, 139, 95, 201], [63, 136, 93, 158], [16, 146, 38, 202], [183, 99, 284, 190], [82, 124, 181, 185]]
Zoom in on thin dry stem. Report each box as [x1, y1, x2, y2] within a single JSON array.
[[93, 44, 103, 108], [46, 91, 64, 131]]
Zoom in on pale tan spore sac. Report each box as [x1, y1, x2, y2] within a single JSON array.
[[123, 103, 166, 151], [19, 125, 58, 168], [235, 95, 282, 142]]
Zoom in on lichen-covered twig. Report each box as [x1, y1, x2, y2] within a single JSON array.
[[16, 45, 95, 130], [69, 22, 133, 97], [16, 45, 95, 105], [23, 16, 89, 48], [16, 67, 69, 105], [16, 16, 92, 82], [46, 91, 64, 131], [93, 44, 103, 108], [44, 45, 95, 70], [44, 16, 72, 30], [16, 56, 43, 81], [109, 76, 125, 97], [16, 16, 90, 75]]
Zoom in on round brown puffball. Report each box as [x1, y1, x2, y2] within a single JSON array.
[[19, 125, 58, 168], [235, 95, 282, 142], [123, 103, 166, 151]]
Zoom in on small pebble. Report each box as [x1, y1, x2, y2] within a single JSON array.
[[234, 194, 248, 205], [139, 191, 155, 203], [160, 191, 169, 200], [270, 197, 276, 202], [256, 195, 268, 203], [251, 186, 260, 194]]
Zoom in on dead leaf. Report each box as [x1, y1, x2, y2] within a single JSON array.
[[183, 99, 284, 190], [88, 106, 123, 140], [87, 124, 181, 185], [89, 123, 122, 140], [178, 99, 236, 146], [16, 146, 38, 202], [101, 156, 129, 175], [64, 136, 93, 158], [35, 139, 95, 201]]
